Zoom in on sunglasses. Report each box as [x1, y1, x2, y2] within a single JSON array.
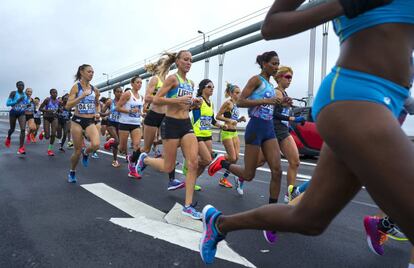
[[283, 75, 293, 80], [205, 85, 214, 89]]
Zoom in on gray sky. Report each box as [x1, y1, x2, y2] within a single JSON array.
[[1, 0, 414, 134]]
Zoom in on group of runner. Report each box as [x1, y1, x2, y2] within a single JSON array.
[[3, 0, 413, 266]]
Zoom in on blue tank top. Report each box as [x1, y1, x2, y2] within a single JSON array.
[[333, 0, 414, 43], [224, 103, 240, 121], [108, 99, 120, 122], [166, 74, 194, 99], [8, 91, 29, 113], [76, 82, 96, 114], [45, 98, 59, 112], [248, 75, 275, 121]]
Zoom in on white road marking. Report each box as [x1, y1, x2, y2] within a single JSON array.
[[81, 183, 256, 268]]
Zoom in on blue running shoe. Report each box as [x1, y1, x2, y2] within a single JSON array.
[[182, 205, 202, 220], [167, 179, 185, 191], [91, 152, 99, 159], [200, 205, 225, 264], [136, 152, 148, 175], [67, 171, 77, 183], [81, 148, 89, 167]]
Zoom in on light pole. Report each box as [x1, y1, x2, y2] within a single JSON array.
[[198, 30, 210, 79], [103, 73, 111, 98]]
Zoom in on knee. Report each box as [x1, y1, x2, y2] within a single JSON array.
[[291, 209, 329, 236], [199, 156, 212, 167], [186, 158, 199, 172], [227, 154, 238, 163], [242, 170, 256, 181], [289, 158, 300, 169]]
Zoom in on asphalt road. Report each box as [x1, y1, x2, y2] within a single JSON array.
[[0, 120, 411, 268]]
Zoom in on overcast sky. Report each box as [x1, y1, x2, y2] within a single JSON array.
[[1, 0, 414, 134]]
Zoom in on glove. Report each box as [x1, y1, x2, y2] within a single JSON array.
[[338, 0, 393, 19], [294, 116, 306, 123]]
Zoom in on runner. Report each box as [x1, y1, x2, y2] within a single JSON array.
[[273, 66, 306, 202], [24, 88, 37, 143], [136, 50, 203, 219], [57, 94, 72, 152], [5, 81, 29, 154], [65, 64, 101, 183], [142, 53, 184, 187], [208, 51, 284, 239], [215, 82, 246, 191], [200, 0, 414, 264], [33, 97, 42, 139], [190, 79, 225, 186], [39, 88, 60, 156], [103, 86, 123, 168], [116, 76, 144, 178]]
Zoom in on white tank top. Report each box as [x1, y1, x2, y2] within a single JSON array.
[[119, 92, 143, 125]]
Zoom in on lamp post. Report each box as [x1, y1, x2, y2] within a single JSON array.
[[198, 30, 210, 79], [103, 73, 111, 98]]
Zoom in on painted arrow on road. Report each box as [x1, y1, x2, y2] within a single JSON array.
[[81, 183, 256, 268]]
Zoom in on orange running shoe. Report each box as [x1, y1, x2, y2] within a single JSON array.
[[219, 178, 233, 188], [47, 150, 55, 156]]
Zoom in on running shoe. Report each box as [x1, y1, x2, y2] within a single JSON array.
[[58, 147, 65, 152], [194, 185, 202, 191], [167, 179, 185, 191], [39, 131, 44, 140], [136, 152, 148, 175], [364, 216, 386, 256], [47, 150, 55, 156], [154, 148, 162, 158], [17, 146, 26, 155], [5, 137, 11, 148], [182, 205, 202, 220], [284, 185, 300, 203], [208, 154, 225, 176], [385, 225, 408, 241], [104, 138, 114, 150], [127, 154, 136, 174], [199, 205, 225, 264], [91, 152, 99, 159], [67, 171, 77, 183], [234, 177, 244, 195], [112, 160, 121, 168], [81, 148, 89, 167], [263, 230, 278, 244], [67, 141, 73, 149], [219, 177, 233, 188], [128, 171, 141, 179], [26, 133, 31, 144]]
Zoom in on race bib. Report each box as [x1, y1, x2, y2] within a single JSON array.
[[200, 116, 212, 130], [129, 104, 141, 118], [78, 100, 95, 114]]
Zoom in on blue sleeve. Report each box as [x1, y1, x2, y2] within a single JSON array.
[[6, 97, 16, 107]]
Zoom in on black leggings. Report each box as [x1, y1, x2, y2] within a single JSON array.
[[8, 112, 26, 147]]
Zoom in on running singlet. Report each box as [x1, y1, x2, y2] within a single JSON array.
[[58, 105, 72, 120], [7, 91, 29, 113], [333, 0, 414, 43], [248, 75, 275, 121], [192, 99, 214, 137], [147, 76, 163, 110], [224, 103, 240, 121], [274, 90, 290, 127], [25, 99, 35, 114], [108, 99, 120, 122], [45, 98, 59, 113], [34, 107, 41, 119], [76, 82, 96, 114], [119, 92, 143, 125], [166, 74, 194, 99]]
